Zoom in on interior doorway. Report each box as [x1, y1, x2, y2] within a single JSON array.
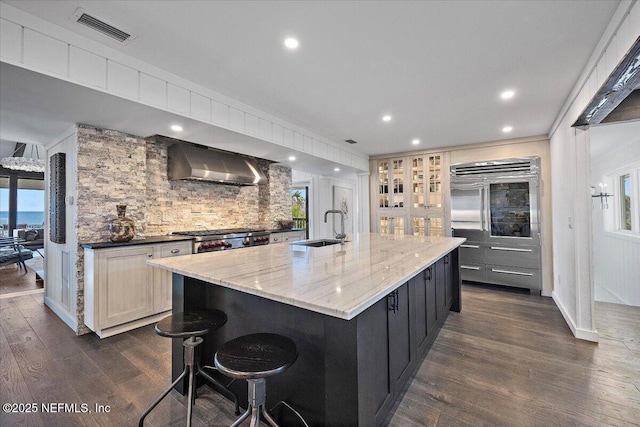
[[291, 186, 309, 239], [589, 120, 640, 307], [0, 171, 45, 298]]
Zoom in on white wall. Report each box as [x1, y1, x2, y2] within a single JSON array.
[[548, 0, 639, 341], [292, 170, 364, 240], [44, 126, 79, 332], [591, 121, 640, 306]]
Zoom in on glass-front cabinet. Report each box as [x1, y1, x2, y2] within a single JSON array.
[[379, 215, 405, 236], [409, 154, 442, 209], [378, 160, 389, 209], [427, 154, 442, 208], [392, 159, 404, 208], [378, 159, 406, 209], [411, 216, 443, 237], [374, 152, 447, 237], [410, 157, 425, 208]]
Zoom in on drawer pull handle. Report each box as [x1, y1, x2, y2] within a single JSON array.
[[170, 249, 181, 254], [491, 268, 533, 277], [490, 246, 532, 253], [461, 244, 480, 249], [461, 265, 480, 270]]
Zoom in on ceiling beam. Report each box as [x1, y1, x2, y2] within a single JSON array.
[[573, 36, 640, 127]]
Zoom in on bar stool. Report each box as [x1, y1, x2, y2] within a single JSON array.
[[215, 333, 308, 427], [139, 310, 239, 427]]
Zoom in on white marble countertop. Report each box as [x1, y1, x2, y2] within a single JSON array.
[[148, 233, 465, 320]]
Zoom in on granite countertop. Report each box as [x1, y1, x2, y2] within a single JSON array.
[[80, 235, 194, 249], [148, 233, 465, 320]]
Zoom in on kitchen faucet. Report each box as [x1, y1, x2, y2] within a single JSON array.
[[324, 210, 346, 244]]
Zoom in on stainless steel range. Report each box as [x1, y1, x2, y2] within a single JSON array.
[[173, 228, 271, 253]]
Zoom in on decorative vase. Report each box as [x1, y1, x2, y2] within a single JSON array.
[[108, 205, 135, 242]]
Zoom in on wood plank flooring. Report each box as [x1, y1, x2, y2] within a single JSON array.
[[0, 284, 638, 426], [387, 284, 640, 427], [0, 254, 44, 297]]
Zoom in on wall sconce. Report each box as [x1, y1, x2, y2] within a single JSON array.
[[591, 183, 612, 209]]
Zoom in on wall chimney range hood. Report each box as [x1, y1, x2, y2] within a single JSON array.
[[168, 143, 267, 185]]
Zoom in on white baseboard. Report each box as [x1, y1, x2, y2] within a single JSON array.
[[551, 291, 599, 343]]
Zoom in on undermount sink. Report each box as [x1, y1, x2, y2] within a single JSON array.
[[292, 239, 344, 247]]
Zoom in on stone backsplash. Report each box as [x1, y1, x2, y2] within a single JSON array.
[[74, 126, 292, 333]]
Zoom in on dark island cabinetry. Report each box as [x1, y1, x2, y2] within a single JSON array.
[[172, 248, 461, 426]]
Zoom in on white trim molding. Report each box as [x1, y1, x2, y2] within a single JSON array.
[[552, 291, 599, 342]]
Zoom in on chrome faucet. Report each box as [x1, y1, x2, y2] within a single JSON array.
[[324, 210, 346, 244]]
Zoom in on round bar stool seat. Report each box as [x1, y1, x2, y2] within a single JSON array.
[[139, 309, 239, 427], [155, 309, 227, 338], [215, 333, 303, 427]]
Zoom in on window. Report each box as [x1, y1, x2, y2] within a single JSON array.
[[0, 172, 45, 237], [17, 178, 45, 228], [602, 163, 639, 240], [0, 177, 8, 236], [620, 174, 631, 231]]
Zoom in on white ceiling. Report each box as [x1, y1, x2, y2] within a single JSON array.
[[0, 0, 620, 158], [590, 119, 640, 159]]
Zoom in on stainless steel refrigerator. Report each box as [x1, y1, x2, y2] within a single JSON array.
[[450, 157, 542, 294]]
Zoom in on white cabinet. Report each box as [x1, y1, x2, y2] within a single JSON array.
[[155, 242, 191, 312], [373, 152, 448, 236], [270, 230, 306, 244], [83, 240, 192, 338]]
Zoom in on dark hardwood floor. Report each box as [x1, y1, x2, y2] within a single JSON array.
[[0, 284, 638, 426], [388, 284, 640, 427], [0, 254, 44, 297]]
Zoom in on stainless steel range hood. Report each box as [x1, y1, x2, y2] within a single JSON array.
[[168, 143, 267, 185]]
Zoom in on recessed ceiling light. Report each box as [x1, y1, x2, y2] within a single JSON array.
[[170, 124, 183, 132], [501, 90, 515, 100], [334, 167, 340, 172], [382, 115, 392, 122], [412, 139, 420, 145], [502, 126, 513, 133], [288, 156, 296, 161], [284, 38, 299, 49]]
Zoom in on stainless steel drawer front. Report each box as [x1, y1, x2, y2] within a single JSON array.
[[490, 246, 532, 252], [485, 245, 540, 269], [486, 264, 540, 290], [491, 268, 533, 276], [460, 263, 485, 282]]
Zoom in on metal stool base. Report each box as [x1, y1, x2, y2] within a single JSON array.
[[230, 379, 278, 427], [139, 337, 239, 427]]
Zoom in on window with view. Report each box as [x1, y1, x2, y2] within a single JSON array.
[[620, 174, 632, 231], [0, 177, 9, 236], [602, 163, 639, 240]]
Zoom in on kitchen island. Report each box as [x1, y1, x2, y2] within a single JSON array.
[[148, 233, 464, 426]]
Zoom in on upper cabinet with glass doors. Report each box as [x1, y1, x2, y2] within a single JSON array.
[[378, 158, 405, 208], [410, 154, 442, 209], [373, 152, 448, 237]]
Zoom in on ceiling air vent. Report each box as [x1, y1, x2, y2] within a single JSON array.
[[72, 8, 137, 44], [345, 139, 358, 144]]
